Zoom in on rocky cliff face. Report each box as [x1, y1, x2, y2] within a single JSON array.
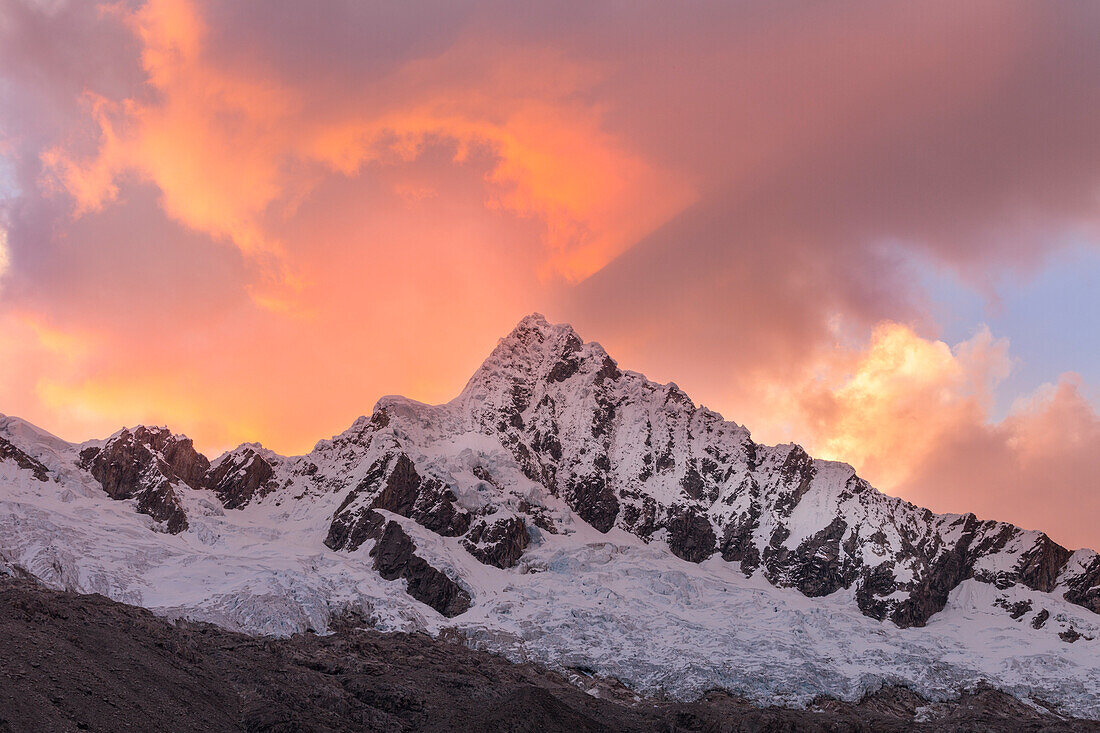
[[205, 445, 279, 510], [76, 431, 287, 532], [77, 426, 207, 534]]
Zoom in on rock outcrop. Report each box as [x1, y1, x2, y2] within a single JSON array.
[[462, 515, 530, 569], [369, 519, 471, 617], [0, 436, 49, 482], [77, 426, 206, 534], [206, 446, 278, 510], [666, 511, 717, 563]]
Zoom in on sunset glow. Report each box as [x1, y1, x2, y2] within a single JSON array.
[[1, 0, 1098, 548]]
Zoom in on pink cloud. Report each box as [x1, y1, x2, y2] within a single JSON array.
[[721, 322, 1099, 548]]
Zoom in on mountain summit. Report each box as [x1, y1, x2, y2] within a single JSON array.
[[1, 315, 1098, 715]]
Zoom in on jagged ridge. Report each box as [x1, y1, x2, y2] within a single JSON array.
[[1, 316, 1099, 717], [3, 315, 1098, 626]]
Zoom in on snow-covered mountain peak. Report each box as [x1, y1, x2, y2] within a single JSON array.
[[458, 313, 614, 400], [2, 315, 1100, 717], [0, 413, 72, 454]]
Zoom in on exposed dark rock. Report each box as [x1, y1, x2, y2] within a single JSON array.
[[856, 563, 903, 621], [135, 482, 189, 534], [325, 500, 385, 553], [327, 454, 471, 552], [720, 515, 762, 573], [666, 511, 716, 563], [206, 448, 276, 510], [78, 442, 143, 500], [507, 439, 557, 492], [369, 407, 390, 428], [82, 426, 210, 494], [679, 466, 706, 501], [764, 517, 856, 597], [774, 445, 816, 517], [564, 475, 619, 533], [371, 454, 422, 516], [637, 439, 654, 482], [1032, 609, 1050, 629], [531, 429, 563, 462], [77, 427, 202, 534], [547, 333, 584, 383], [369, 455, 470, 537], [370, 520, 471, 617], [518, 500, 558, 534], [472, 464, 499, 488], [595, 355, 621, 383], [969, 526, 1020, 588], [590, 393, 616, 440], [463, 516, 530, 568], [664, 383, 693, 407], [547, 357, 581, 384], [1014, 535, 1071, 593], [156, 433, 210, 490], [679, 461, 720, 504], [654, 439, 675, 473], [719, 478, 763, 573], [993, 597, 1033, 620], [412, 478, 472, 537], [1060, 628, 1083, 643], [0, 436, 49, 481], [619, 491, 659, 541], [324, 456, 395, 551], [879, 514, 986, 628], [1063, 555, 1100, 614]]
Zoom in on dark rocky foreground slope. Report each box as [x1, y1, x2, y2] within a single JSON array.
[[0, 577, 1094, 733]]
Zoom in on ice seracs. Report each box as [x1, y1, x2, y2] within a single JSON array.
[[1, 314, 1098, 716]]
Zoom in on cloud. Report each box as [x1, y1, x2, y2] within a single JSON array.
[[35, 0, 691, 292], [789, 324, 1011, 487], [0, 225, 9, 287], [733, 322, 1099, 549], [895, 375, 1100, 551]]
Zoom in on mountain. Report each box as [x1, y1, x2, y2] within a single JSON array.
[[1, 314, 1098, 717]]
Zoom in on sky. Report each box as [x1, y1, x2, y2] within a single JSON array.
[[0, 0, 1098, 549]]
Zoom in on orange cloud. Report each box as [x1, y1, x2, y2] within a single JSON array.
[[730, 321, 1099, 549], [38, 0, 691, 293], [791, 323, 1010, 486], [1, 141, 563, 456], [40, 0, 293, 260], [0, 312, 104, 444]]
